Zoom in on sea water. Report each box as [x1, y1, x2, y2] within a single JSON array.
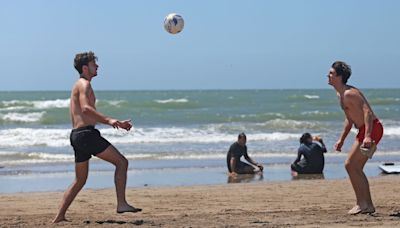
[[0, 89, 399, 192]]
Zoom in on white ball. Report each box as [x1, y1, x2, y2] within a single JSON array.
[[164, 13, 184, 34]]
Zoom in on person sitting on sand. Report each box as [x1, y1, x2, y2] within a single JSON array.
[[227, 133, 264, 176], [291, 133, 327, 175]]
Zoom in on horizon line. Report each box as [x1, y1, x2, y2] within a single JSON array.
[[0, 87, 399, 92]]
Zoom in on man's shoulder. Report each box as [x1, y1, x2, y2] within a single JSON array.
[[343, 86, 363, 104], [299, 144, 310, 151], [77, 78, 91, 86], [344, 86, 361, 97], [310, 142, 321, 149], [74, 78, 92, 91], [230, 142, 238, 149]]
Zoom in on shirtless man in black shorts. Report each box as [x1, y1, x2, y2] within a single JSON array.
[[53, 52, 141, 223]]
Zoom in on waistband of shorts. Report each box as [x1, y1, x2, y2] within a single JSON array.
[[358, 118, 381, 131], [72, 125, 95, 132]]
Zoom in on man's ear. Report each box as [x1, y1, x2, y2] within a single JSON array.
[[82, 65, 88, 73]]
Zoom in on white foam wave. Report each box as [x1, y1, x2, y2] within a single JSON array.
[[239, 112, 285, 119], [100, 127, 299, 144], [0, 151, 74, 165], [1, 112, 45, 122], [154, 98, 188, 104], [1, 100, 23, 106], [107, 100, 125, 106], [0, 128, 70, 147], [3, 150, 400, 166], [1, 99, 70, 109], [0, 126, 300, 148], [304, 95, 320, 99], [256, 119, 322, 129], [301, 110, 330, 116], [384, 127, 400, 137], [0, 106, 26, 111], [33, 99, 70, 109], [1, 99, 129, 110]]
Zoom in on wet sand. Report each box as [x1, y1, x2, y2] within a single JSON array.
[[1, 175, 400, 227]]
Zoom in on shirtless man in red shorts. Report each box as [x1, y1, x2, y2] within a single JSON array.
[[328, 61, 383, 215]]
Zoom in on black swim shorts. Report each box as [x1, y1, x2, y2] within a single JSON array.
[[70, 125, 111, 163]]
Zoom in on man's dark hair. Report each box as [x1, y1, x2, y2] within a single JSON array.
[[300, 132, 311, 144], [332, 61, 352, 84], [238, 132, 247, 140], [74, 51, 97, 74]]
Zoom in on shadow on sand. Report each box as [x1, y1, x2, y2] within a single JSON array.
[[86, 219, 144, 225]]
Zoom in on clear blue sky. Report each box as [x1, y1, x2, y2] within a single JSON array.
[[0, 0, 399, 90]]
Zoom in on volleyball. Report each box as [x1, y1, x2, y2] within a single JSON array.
[[164, 13, 184, 34]]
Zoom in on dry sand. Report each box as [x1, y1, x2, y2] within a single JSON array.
[[1, 175, 400, 227]]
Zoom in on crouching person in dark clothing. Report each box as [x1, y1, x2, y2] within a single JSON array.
[[291, 133, 327, 175], [227, 133, 264, 176]]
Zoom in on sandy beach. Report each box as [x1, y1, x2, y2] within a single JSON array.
[[1, 175, 399, 227]]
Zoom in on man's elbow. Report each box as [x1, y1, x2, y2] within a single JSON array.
[[345, 122, 353, 130], [365, 110, 373, 118], [81, 105, 91, 114]]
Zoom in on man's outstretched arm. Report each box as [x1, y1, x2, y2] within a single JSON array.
[[79, 81, 131, 130]]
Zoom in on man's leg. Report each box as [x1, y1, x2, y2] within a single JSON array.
[[236, 162, 256, 174], [96, 145, 141, 213], [345, 140, 374, 214], [53, 161, 89, 223]]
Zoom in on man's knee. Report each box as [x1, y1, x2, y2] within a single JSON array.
[[344, 159, 352, 171], [117, 156, 129, 170], [74, 176, 87, 187], [345, 159, 361, 173]]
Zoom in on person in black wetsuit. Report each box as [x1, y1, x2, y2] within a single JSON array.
[[291, 133, 327, 174], [227, 133, 264, 176]]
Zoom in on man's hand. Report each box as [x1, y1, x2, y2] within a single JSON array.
[[334, 140, 344, 152], [362, 136, 372, 149], [118, 119, 133, 131], [107, 119, 133, 131], [108, 118, 120, 129], [313, 136, 322, 142], [229, 172, 238, 177]]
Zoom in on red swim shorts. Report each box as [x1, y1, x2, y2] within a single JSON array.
[[356, 119, 384, 145]]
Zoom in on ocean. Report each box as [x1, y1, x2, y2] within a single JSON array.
[[1, 89, 399, 192]]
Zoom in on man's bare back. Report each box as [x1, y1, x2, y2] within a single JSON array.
[[70, 78, 97, 129]]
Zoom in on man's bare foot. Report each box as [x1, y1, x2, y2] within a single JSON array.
[[348, 205, 362, 215], [52, 215, 68, 223], [117, 204, 142, 214], [348, 205, 375, 215], [361, 206, 375, 214]]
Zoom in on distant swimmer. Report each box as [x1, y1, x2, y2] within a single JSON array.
[[291, 133, 327, 175], [53, 52, 141, 223], [227, 133, 264, 176], [328, 61, 383, 215]]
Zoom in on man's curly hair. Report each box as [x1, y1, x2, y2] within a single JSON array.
[[74, 51, 97, 74], [332, 61, 352, 84]]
